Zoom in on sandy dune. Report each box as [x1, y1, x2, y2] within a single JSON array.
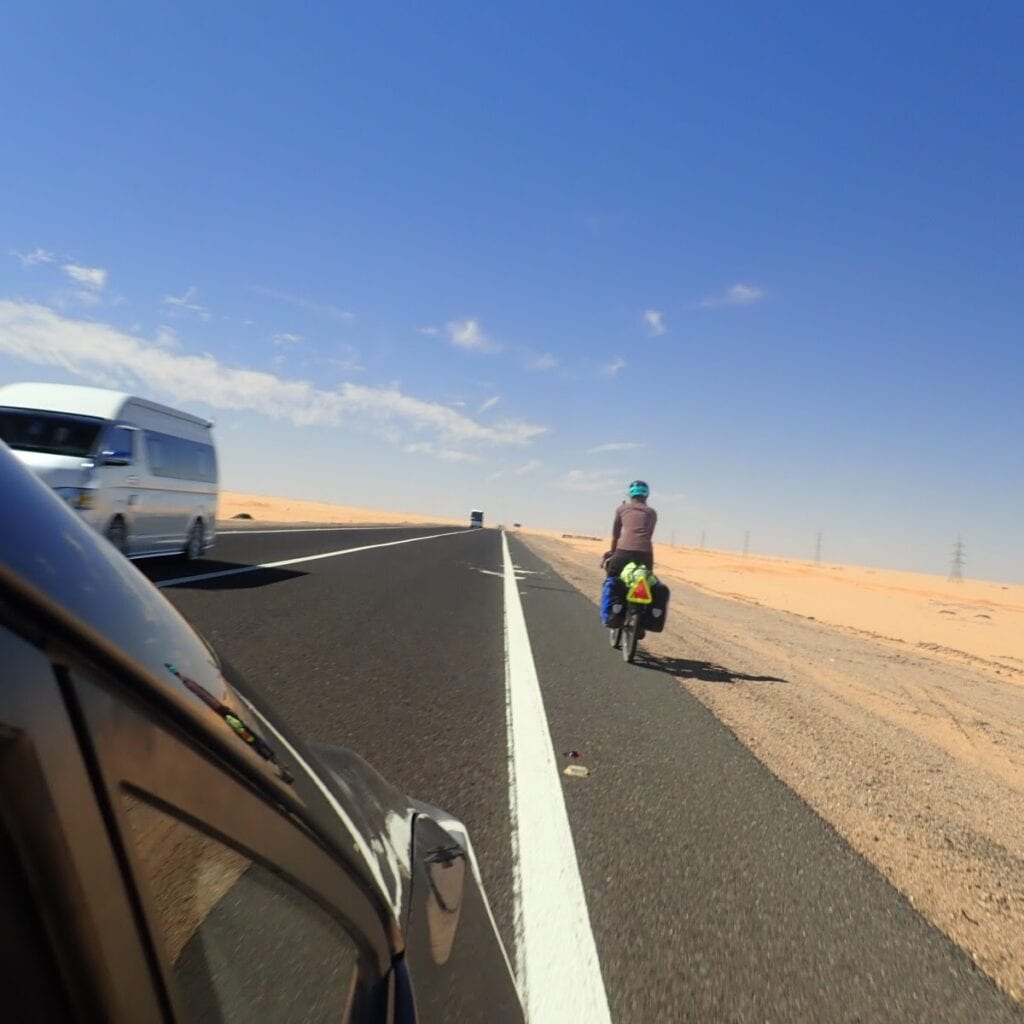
[[217, 491, 463, 528], [522, 533, 1024, 1001]]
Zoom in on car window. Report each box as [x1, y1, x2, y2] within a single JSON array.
[[104, 425, 134, 460], [121, 792, 360, 1023]]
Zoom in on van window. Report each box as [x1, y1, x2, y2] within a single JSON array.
[[145, 435, 167, 474], [0, 409, 104, 458], [143, 430, 217, 483], [103, 426, 135, 461]]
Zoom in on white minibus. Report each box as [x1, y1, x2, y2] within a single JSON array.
[[0, 382, 217, 559]]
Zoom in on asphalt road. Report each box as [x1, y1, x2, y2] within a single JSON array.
[[147, 525, 1023, 1023]]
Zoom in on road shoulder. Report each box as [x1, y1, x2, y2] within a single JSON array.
[[519, 532, 1024, 1006]]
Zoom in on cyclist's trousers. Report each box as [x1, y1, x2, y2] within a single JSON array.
[[605, 549, 654, 578]]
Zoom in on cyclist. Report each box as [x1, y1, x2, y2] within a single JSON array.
[[602, 480, 657, 577]]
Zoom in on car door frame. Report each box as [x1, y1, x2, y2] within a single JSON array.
[[0, 628, 166, 1023]]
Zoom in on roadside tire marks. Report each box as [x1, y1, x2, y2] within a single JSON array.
[[501, 531, 612, 1022]]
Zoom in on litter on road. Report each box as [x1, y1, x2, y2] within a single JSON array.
[[563, 765, 590, 778]]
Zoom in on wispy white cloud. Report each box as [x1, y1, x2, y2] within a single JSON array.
[[417, 326, 440, 336], [328, 344, 364, 373], [72, 289, 102, 307], [514, 458, 543, 475], [599, 358, 626, 377], [63, 263, 107, 289], [0, 300, 548, 451], [561, 468, 622, 494], [446, 318, 500, 353], [163, 286, 211, 321], [698, 283, 766, 308], [273, 331, 303, 344], [154, 326, 179, 349], [588, 441, 645, 454], [528, 352, 558, 371], [254, 286, 354, 323], [479, 395, 501, 413], [11, 247, 55, 266], [643, 309, 666, 336], [404, 442, 483, 463]]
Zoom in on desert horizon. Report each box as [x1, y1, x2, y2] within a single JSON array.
[[218, 487, 1024, 585]]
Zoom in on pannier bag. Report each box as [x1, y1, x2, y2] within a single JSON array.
[[617, 563, 671, 633], [643, 582, 671, 632], [601, 576, 627, 627]]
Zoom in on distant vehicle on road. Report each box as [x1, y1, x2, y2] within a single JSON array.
[[0, 381, 217, 560], [470, 509, 484, 529], [0, 439, 524, 1021]]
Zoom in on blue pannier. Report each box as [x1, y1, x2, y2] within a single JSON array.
[[601, 576, 627, 627]]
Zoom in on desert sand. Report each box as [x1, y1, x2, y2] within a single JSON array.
[[522, 532, 1024, 1001], [217, 490, 463, 528], [529, 535, 1024, 680]]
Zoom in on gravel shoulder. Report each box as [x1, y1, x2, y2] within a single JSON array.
[[521, 533, 1024, 1003]]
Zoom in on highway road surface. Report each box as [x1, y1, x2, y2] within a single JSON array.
[[144, 525, 1023, 1023]]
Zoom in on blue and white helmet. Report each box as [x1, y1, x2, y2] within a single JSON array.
[[627, 480, 649, 499]]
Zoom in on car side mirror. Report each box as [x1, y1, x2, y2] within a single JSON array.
[[101, 451, 132, 466]]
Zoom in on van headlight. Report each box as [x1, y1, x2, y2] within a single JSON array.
[[54, 487, 96, 510]]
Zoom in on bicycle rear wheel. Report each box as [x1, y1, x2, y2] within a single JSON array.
[[622, 611, 640, 663]]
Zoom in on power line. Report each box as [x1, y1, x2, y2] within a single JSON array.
[[949, 536, 966, 582], [743, 530, 750, 556]]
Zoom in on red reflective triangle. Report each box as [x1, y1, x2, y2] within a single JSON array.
[[632, 579, 650, 601]]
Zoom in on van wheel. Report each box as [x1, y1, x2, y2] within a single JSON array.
[[183, 520, 204, 561], [106, 518, 129, 557]]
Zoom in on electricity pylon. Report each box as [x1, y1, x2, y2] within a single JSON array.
[[949, 536, 965, 582]]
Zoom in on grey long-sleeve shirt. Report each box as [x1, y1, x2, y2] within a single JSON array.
[[612, 500, 657, 553]]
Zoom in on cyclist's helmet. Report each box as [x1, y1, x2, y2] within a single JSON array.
[[627, 480, 650, 499]]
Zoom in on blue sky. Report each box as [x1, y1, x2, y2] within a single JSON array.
[[2, 3, 1022, 581]]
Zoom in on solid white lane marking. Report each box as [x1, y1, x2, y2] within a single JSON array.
[[156, 529, 467, 588], [501, 531, 612, 1023], [217, 525, 442, 535]]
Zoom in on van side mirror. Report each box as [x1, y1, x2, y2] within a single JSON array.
[[101, 451, 132, 466]]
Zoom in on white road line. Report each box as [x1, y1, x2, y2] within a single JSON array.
[[501, 531, 612, 1023], [217, 525, 448, 535], [155, 529, 468, 588]]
